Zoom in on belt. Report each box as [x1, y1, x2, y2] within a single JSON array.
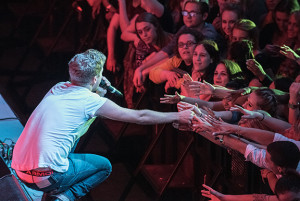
[[21, 169, 54, 177]]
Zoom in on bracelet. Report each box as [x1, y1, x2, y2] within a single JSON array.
[[259, 113, 265, 121]]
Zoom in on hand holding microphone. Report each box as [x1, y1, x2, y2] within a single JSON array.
[[99, 77, 123, 97]]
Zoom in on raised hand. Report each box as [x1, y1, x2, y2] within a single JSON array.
[[246, 59, 266, 81], [280, 45, 300, 61], [201, 184, 224, 201], [177, 102, 202, 117], [160, 91, 183, 104], [264, 44, 282, 57]]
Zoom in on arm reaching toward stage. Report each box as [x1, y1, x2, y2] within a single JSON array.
[[96, 99, 194, 125], [201, 184, 278, 201]]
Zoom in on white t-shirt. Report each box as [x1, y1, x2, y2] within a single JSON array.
[[244, 134, 300, 178], [273, 133, 300, 149], [12, 82, 107, 172]]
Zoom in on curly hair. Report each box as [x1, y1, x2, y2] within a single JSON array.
[[69, 49, 106, 85]]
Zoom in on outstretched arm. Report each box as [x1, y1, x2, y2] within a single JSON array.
[[95, 99, 194, 125], [230, 105, 291, 133], [206, 116, 276, 146], [202, 184, 278, 201]]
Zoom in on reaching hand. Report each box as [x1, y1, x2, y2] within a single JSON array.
[[188, 80, 215, 97], [246, 59, 266, 80], [264, 44, 282, 57], [166, 71, 181, 87], [177, 108, 195, 125], [230, 105, 264, 120], [160, 91, 183, 104], [192, 115, 214, 133], [201, 184, 225, 201], [177, 102, 202, 117], [202, 115, 237, 136], [182, 73, 193, 85], [280, 45, 300, 61]]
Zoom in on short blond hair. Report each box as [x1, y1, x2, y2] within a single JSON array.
[[68, 49, 106, 85]]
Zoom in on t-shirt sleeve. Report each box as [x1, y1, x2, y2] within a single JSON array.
[[273, 133, 300, 150], [244, 144, 269, 169], [84, 93, 107, 118]]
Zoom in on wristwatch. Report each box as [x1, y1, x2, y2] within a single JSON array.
[[288, 102, 299, 109]]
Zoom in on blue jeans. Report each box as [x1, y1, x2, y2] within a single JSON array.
[[23, 153, 112, 200]]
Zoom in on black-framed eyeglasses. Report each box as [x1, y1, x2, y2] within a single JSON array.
[[178, 41, 196, 48], [181, 10, 200, 17]]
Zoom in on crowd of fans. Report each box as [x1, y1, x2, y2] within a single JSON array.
[[86, 0, 300, 200]]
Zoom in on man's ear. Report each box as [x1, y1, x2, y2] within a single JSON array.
[[91, 76, 97, 85], [202, 12, 208, 21]]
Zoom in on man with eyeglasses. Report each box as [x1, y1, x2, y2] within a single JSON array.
[[133, 1, 219, 92]]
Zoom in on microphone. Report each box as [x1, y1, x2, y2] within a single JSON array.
[[100, 79, 123, 97]]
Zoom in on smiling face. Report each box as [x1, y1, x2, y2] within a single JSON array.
[[214, 63, 230, 86], [193, 44, 212, 72], [287, 14, 299, 39], [222, 10, 238, 37], [136, 21, 157, 45], [177, 33, 197, 64]]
